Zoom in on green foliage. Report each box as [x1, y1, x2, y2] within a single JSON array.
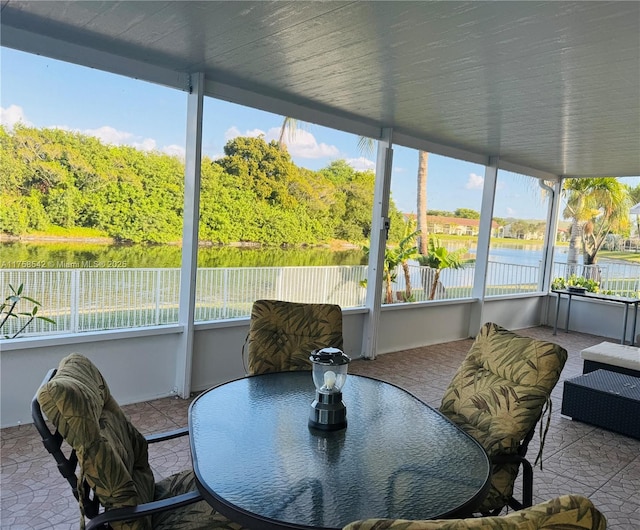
[[361, 221, 420, 304], [628, 183, 640, 206], [417, 237, 467, 300], [391, 226, 420, 302], [0, 126, 401, 247], [562, 177, 630, 265], [427, 209, 454, 217], [454, 208, 480, 219], [551, 275, 599, 293], [1, 283, 55, 339]]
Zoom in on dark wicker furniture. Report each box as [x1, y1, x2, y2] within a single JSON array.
[[562, 369, 640, 440]]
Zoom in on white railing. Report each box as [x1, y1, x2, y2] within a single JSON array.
[[194, 266, 368, 321], [1, 266, 367, 336], [4, 260, 638, 337], [486, 261, 540, 295]]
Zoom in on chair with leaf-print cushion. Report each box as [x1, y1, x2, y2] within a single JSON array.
[[32, 353, 244, 530], [245, 299, 344, 375], [439, 322, 567, 515], [342, 494, 606, 529]]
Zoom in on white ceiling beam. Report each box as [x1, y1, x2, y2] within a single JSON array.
[[204, 79, 383, 141], [1, 26, 189, 92], [496, 160, 560, 182], [392, 132, 490, 167]]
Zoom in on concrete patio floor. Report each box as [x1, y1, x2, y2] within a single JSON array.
[[2, 326, 639, 529]]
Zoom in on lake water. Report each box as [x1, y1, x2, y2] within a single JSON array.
[[0, 241, 367, 269], [0, 241, 578, 270]]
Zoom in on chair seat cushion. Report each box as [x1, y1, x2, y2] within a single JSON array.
[[153, 470, 244, 530]]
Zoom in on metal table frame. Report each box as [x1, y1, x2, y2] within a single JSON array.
[[552, 289, 640, 345]]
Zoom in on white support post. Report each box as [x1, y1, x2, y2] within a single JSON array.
[[538, 178, 562, 292], [468, 157, 498, 337], [175, 72, 204, 398], [362, 128, 393, 360]]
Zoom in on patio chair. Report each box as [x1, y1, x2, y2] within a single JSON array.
[[439, 322, 568, 515], [244, 299, 343, 375], [32, 353, 244, 530], [342, 494, 606, 529]]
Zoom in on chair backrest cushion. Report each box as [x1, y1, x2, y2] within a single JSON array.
[[439, 322, 567, 511], [37, 353, 154, 530], [247, 299, 343, 375], [342, 494, 607, 529]]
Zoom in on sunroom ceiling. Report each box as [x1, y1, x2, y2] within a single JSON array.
[[1, 1, 639, 179]]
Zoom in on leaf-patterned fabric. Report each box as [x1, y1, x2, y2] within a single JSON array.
[[342, 494, 606, 529], [37, 353, 244, 530], [153, 470, 244, 529], [247, 299, 343, 375], [439, 323, 567, 514]]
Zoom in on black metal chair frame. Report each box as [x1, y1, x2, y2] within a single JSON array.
[[490, 423, 535, 514], [31, 368, 204, 530]]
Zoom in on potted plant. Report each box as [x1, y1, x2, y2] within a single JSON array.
[[1, 283, 55, 339], [551, 275, 599, 293]]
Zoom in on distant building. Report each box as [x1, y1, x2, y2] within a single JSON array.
[[403, 214, 500, 237], [502, 223, 546, 240]]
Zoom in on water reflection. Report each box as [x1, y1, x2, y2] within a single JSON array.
[[0, 242, 367, 268], [0, 240, 576, 270]]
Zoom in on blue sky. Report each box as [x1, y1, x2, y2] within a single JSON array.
[[2, 47, 638, 219]]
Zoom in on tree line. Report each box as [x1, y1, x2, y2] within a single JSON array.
[[0, 125, 407, 245]]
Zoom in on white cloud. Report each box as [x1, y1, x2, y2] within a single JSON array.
[[346, 157, 375, 171], [465, 172, 484, 189], [506, 207, 516, 216], [264, 127, 282, 143], [0, 105, 32, 129], [224, 126, 242, 141], [224, 126, 267, 142], [163, 144, 186, 158], [224, 125, 340, 160], [132, 138, 157, 152], [81, 125, 159, 152], [1, 106, 179, 155], [283, 129, 340, 159], [83, 125, 134, 145]]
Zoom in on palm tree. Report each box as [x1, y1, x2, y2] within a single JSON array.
[[394, 225, 420, 302], [417, 237, 467, 300], [278, 117, 301, 148], [416, 151, 429, 255], [563, 177, 630, 273], [361, 224, 419, 304]]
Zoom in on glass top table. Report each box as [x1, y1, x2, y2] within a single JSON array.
[[189, 371, 490, 529]]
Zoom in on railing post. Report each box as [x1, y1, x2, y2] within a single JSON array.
[[323, 267, 329, 304], [70, 269, 79, 333], [276, 267, 283, 300], [223, 268, 229, 319], [155, 269, 161, 325]]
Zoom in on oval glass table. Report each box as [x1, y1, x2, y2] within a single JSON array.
[[189, 371, 490, 529]]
